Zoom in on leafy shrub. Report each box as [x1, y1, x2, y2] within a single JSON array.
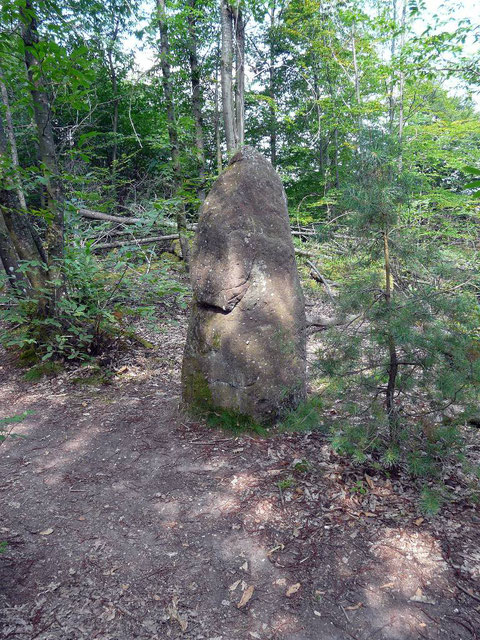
[[1, 245, 189, 367]]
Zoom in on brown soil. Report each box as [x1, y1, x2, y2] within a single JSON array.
[[1, 309, 479, 640]]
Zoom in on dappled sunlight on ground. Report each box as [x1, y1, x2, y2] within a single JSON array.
[[1, 330, 480, 640], [370, 528, 449, 597]]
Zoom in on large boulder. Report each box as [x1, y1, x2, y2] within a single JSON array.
[[181, 146, 306, 423]]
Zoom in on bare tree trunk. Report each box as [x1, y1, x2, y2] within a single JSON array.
[[0, 72, 27, 211], [220, 0, 236, 153], [268, 4, 277, 167], [398, 0, 407, 171], [157, 0, 190, 268], [334, 127, 340, 188], [0, 71, 46, 263], [22, 0, 64, 312], [0, 102, 45, 294], [0, 208, 26, 291], [214, 48, 223, 172], [106, 20, 120, 209], [233, 6, 245, 147], [187, 0, 206, 201], [351, 21, 363, 152], [383, 230, 399, 439], [388, 0, 397, 134]]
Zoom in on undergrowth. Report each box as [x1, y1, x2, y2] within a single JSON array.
[[0, 246, 189, 374]]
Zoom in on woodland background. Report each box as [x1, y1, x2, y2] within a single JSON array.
[[1, 0, 480, 514]]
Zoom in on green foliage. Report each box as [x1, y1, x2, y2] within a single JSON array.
[[420, 486, 444, 516], [23, 361, 63, 381], [277, 476, 294, 491], [205, 408, 267, 437], [279, 396, 324, 432], [0, 411, 32, 444], [1, 247, 188, 365]]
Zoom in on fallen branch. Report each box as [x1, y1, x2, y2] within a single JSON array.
[[78, 209, 142, 224], [80, 208, 316, 237], [307, 259, 335, 301], [306, 314, 355, 330], [294, 248, 321, 258], [92, 234, 179, 250]]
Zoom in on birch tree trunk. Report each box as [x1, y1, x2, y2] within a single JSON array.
[[157, 0, 190, 268]]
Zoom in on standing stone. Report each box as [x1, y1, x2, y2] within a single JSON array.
[[181, 146, 306, 423]]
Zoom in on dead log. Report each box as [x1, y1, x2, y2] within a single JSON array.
[[307, 259, 335, 301], [306, 314, 355, 330], [92, 234, 179, 250], [78, 209, 142, 224]]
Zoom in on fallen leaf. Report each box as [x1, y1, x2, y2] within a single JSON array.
[[286, 583, 301, 597], [345, 602, 363, 611], [167, 596, 188, 632], [365, 474, 375, 489], [237, 585, 254, 608], [410, 588, 435, 605], [39, 528, 54, 536], [229, 580, 241, 592], [414, 517, 424, 526], [380, 582, 395, 589], [363, 512, 376, 517], [274, 578, 287, 586], [267, 544, 284, 557], [103, 607, 116, 622], [240, 561, 249, 571]]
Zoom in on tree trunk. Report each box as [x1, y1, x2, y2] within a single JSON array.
[[106, 19, 120, 203], [398, 0, 407, 171], [187, 0, 206, 201], [388, 0, 397, 134], [0, 71, 27, 211], [233, 6, 245, 147], [383, 230, 399, 439], [220, 0, 236, 153], [0, 106, 45, 294], [22, 0, 64, 312], [334, 127, 340, 188], [156, 0, 190, 268], [268, 4, 277, 166], [0, 207, 26, 291], [214, 48, 223, 172]]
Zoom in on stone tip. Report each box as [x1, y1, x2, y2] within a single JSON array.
[[229, 145, 265, 166]]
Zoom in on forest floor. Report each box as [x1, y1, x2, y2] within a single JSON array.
[[1, 293, 480, 640]]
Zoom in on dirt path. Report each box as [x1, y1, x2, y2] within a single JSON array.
[[1, 319, 479, 640]]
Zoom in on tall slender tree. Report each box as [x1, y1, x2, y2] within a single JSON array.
[[21, 0, 65, 312], [156, 0, 190, 267]]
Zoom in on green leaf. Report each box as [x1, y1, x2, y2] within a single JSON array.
[[463, 166, 480, 176]]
